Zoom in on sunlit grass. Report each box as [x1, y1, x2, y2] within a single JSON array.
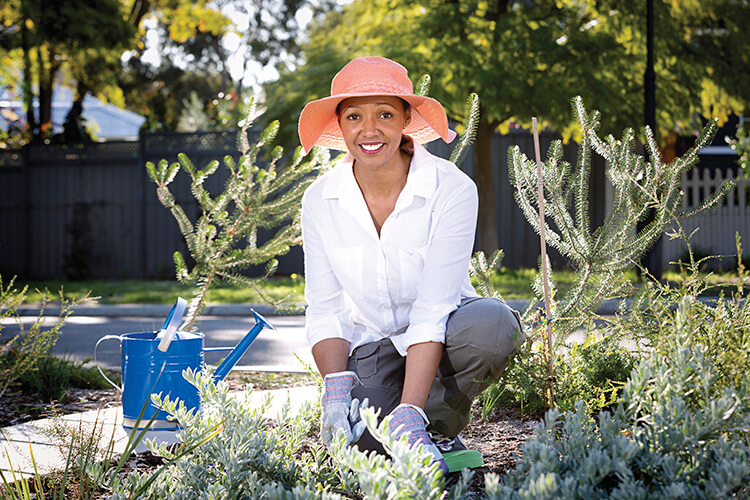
[[18, 267, 745, 306], [21, 276, 306, 305]]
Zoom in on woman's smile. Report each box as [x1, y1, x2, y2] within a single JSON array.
[[359, 142, 385, 153]]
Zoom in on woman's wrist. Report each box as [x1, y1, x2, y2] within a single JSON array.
[[312, 337, 351, 378]]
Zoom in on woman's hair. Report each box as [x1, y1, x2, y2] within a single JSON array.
[[335, 98, 411, 117]]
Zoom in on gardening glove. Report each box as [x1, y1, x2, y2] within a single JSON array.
[[321, 371, 368, 447], [386, 403, 449, 475]]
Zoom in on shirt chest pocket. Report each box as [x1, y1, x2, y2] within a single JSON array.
[[328, 246, 365, 301], [398, 246, 428, 300]]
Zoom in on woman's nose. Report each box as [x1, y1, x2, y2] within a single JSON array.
[[361, 115, 378, 134]]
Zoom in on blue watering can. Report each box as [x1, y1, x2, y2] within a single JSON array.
[[94, 298, 274, 431]]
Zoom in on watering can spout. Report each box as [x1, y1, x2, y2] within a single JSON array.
[[212, 310, 275, 383]]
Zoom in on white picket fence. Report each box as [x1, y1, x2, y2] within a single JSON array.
[[662, 168, 750, 269]]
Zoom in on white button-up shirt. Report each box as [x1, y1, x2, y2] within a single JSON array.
[[301, 142, 478, 356]]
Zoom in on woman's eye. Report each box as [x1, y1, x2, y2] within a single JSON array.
[[345, 113, 360, 121], [380, 112, 393, 119]]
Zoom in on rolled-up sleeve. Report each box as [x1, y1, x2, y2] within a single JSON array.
[[392, 180, 478, 355], [301, 190, 355, 348]]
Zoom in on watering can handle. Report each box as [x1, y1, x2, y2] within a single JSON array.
[[157, 297, 188, 352], [94, 335, 123, 391]]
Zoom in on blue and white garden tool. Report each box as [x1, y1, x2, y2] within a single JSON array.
[[94, 298, 275, 432]]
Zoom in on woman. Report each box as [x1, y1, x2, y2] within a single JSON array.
[[298, 57, 524, 474]]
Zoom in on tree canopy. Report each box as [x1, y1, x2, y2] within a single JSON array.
[[263, 0, 750, 253], [1, 0, 135, 142], [0, 0, 334, 143]]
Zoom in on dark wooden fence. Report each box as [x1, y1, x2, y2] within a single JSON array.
[[0, 130, 606, 280]]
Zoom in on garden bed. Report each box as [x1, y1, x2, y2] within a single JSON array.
[[1, 370, 537, 498]]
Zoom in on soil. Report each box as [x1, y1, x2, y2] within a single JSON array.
[[1, 372, 538, 497]]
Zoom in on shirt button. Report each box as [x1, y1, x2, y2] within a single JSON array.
[[382, 304, 391, 309]]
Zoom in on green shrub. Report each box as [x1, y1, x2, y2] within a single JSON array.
[[102, 368, 349, 498], [12, 354, 117, 402], [612, 233, 750, 396], [485, 299, 750, 499], [22, 354, 73, 403], [68, 358, 121, 390], [0, 277, 82, 399], [480, 332, 636, 418]]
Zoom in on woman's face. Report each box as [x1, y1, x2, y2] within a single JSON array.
[[337, 95, 412, 172]]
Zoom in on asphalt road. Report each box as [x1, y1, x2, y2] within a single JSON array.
[[2, 313, 313, 375]]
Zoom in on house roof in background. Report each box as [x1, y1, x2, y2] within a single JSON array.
[[0, 85, 146, 141]]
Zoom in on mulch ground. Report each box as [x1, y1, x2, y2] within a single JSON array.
[[1, 372, 538, 497]]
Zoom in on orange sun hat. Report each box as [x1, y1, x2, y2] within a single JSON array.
[[298, 57, 457, 153]]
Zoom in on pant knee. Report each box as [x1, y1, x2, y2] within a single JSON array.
[[446, 297, 525, 359]]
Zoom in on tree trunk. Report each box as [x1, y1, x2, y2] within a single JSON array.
[[36, 46, 61, 140], [20, 16, 36, 133], [61, 81, 89, 143], [36, 46, 51, 138], [474, 117, 499, 254], [129, 0, 152, 27]]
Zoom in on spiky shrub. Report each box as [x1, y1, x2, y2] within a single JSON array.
[[146, 102, 334, 330], [481, 96, 734, 413], [509, 96, 732, 345], [726, 121, 750, 177], [484, 299, 750, 499], [413, 74, 479, 169]]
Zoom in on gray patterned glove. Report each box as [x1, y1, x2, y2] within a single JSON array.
[[320, 371, 368, 447], [386, 403, 449, 474]]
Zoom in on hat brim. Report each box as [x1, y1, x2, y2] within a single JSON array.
[[299, 93, 457, 153]]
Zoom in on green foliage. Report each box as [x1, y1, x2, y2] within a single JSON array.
[[479, 327, 635, 418], [146, 102, 332, 331], [727, 121, 750, 177], [103, 369, 349, 498], [0, 277, 81, 399], [2, 0, 135, 142], [21, 276, 306, 305], [18, 354, 72, 403], [448, 93, 480, 167], [485, 300, 750, 499], [469, 250, 506, 301], [477, 97, 732, 415], [613, 230, 750, 394], [11, 354, 116, 402]]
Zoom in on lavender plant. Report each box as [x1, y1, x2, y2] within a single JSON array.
[[100, 369, 475, 499]]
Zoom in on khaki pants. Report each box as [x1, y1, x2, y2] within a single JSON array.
[[347, 297, 525, 453]]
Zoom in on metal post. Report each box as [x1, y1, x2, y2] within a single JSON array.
[[642, 0, 663, 277]]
